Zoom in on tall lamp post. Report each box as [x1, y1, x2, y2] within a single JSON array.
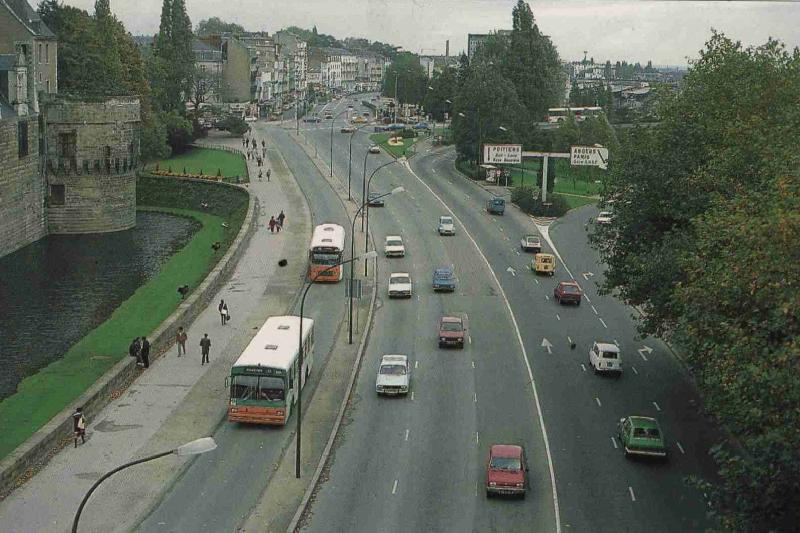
[[347, 122, 371, 201], [330, 106, 354, 177], [349, 187, 405, 344], [364, 159, 403, 276], [297, 251, 376, 478], [72, 437, 217, 532]]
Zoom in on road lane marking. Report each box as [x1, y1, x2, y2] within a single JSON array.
[[653, 401, 661, 411], [499, 227, 504, 232], [611, 437, 618, 449], [515, 250, 521, 255], [639, 351, 649, 362], [581, 364, 587, 372], [415, 360, 419, 368], [676, 441, 685, 454], [584, 294, 591, 303], [567, 336, 573, 345], [403, 160, 562, 533], [598, 318, 608, 328], [411, 392, 415, 401], [474, 393, 477, 403], [405, 429, 410, 441], [476, 431, 480, 445], [595, 397, 602, 407], [392, 480, 398, 494], [631, 366, 639, 375], [556, 314, 561, 321], [468, 335, 472, 344], [534, 278, 540, 285], [591, 305, 598, 315], [472, 361, 475, 368], [475, 483, 478, 497], [629, 486, 636, 502], [545, 295, 550, 301]]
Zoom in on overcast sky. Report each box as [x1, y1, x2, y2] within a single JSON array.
[[62, 0, 800, 66]]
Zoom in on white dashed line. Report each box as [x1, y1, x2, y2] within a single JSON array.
[[631, 366, 639, 375], [499, 227, 504, 232], [474, 393, 477, 403], [405, 429, 410, 441], [472, 361, 475, 369], [584, 294, 591, 304], [613, 339, 619, 346], [629, 487, 636, 502], [556, 314, 561, 321], [476, 432, 480, 445], [415, 360, 419, 368], [515, 250, 521, 255], [595, 397, 602, 407], [581, 364, 587, 372], [611, 437, 618, 449], [598, 318, 608, 328], [676, 441, 685, 454], [567, 336, 573, 345], [591, 305, 598, 315], [534, 278, 540, 285], [411, 392, 415, 401], [392, 480, 398, 494], [545, 295, 550, 301], [653, 401, 661, 411]]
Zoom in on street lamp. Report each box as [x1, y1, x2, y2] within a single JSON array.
[[349, 187, 405, 344], [330, 106, 354, 177], [347, 122, 371, 201], [364, 160, 404, 276], [296, 250, 376, 478], [72, 437, 217, 532]]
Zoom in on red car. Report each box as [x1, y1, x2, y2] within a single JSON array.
[[486, 444, 528, 498], [438, 316, 465, 348], [554, 281, 582, 305]]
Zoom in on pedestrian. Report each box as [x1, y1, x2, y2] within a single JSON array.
[[133, 336, 143, 367], [277, 210, 286, 229], [140, 336, 151, 368], [261, 140, 265, 149], [247, 151, 251, 160], [176, 326, 187, 356], [268, 216, 276, 233], [72, 407, 86, 448], [275, 215, 282, 233], [218, 299, 229, 325], [266, 169, 271, 182], [258, 169, 263, 180], [200, 333, 211, 365], [262, 147, 266, 158], [129, 337, 139, 360]]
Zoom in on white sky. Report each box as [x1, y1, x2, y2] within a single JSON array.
[[61, 0, 800, 65]]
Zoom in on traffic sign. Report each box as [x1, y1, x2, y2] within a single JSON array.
[[483, 144, 522, 164], [570, 145, 609, 169]]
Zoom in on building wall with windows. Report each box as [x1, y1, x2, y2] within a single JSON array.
[[0, 0, 58, 97]]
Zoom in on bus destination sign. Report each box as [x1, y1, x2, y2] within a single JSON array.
[[243, 367, 285, 376]]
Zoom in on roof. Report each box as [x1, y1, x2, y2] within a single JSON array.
[[380, 354, 407, 364], [232, 316, 313, 371], [490, 444, 523, 457], [310, 223, 345, 251], [2, 0, 55, 38], [390, 272, 410, 278], [440, 316, 462, 323], [385, 235, 402, 240], [628, 416, 660, 428], [193, 39, 217, 52], [595, 342, 619, 352]]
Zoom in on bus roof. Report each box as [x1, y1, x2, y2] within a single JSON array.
[[310, 223, 345, 252], [232, 316, 313, 371], [547, 106, 603, 112]]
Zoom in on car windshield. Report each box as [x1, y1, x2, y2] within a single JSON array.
[[633, 427, 661, 439], [387, 239, 402, 246], [380, 364, 406, 375], [369, 193, 381, 199], [602, 351, 618, 359], [391, 276, 410, 284], [441, 321, 463, 331], [526, 237, 539, 243], [440, 217, 453, 225], [435, 270, 453, 279], [490, 456, 521, 471], [562, 285, 580, 294], [231, 375, 285, 401]]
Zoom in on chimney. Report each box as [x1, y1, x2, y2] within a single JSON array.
[[445, 40, 449, 58]]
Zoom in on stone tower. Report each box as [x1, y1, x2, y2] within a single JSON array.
[[43, 97, 140, 234]]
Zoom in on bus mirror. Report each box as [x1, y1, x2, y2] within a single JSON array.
[[224, 377, 229, 388]]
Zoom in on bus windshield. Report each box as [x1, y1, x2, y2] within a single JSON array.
[[231, 375, 286, 401], [311, 251, 342, 265]]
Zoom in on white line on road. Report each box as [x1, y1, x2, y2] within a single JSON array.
[[581, 364, 587, 372], [411, 392, 415, 401], [545, 295, 550, 301], [499, 227, 504, 232], [595, 397, 602, 407], [535, 278, 540, 285], [474, 393, 477, 403], [591, 305, 598, 315], [613, 339, 619, 346], [611, 437, 618, 449], [556, 314, 561, 321], [631, 366, 638, 375], [468, 335, 472, 344], [476, 431, 480, 445], [629, 486, 636, 502], [472, 361, 475, 369], [639, 351, 649, 362], [599, 318, 608, 328], [392, 480, 398, 494], [415, 360, 419, 368], [653, 401, 661, 411], [567, 336, 573, 345], [677, 441, 685, 454], [405, 429, 410, 441]]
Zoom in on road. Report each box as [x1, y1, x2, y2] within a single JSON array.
[[137, 121, 352, 533], [297, 97, 718, 532]]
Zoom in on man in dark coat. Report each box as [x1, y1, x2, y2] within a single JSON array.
[[200, 334, 211, 365], [140, 336, 151, 368]]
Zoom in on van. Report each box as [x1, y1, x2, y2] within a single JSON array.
[[486, 197, 505, 215], [589, 342, 622, 374]]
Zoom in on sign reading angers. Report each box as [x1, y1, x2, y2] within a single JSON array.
[[570, 145, 609, 169]]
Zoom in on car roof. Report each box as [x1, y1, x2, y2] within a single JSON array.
[[441, 315, 462, 323], [390, 272, 410, 278], [381, 354, 408, 364], [439, 215, 452, 220], [559, 280, 580, 287], [490, 444, 523, 457], [525, 235, 540, 240], [434, 265, 454, 274], [386, 235, 402, 240], [628, 416, 660, 429], [595, 342, 619, 352]]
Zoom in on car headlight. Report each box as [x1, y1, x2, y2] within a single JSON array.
[[516, 482, 524, 488], [400, 385, 408, 391], [376, 385, 384, 391], [489, 482, 497, 487]]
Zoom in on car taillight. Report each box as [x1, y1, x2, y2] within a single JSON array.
[[489, 482, 497, 487], [516, 482, 524, 488], [276, 410, 284, 416]]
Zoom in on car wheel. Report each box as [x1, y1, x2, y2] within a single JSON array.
[[520, 491, 526, 500], [555, 295, 560, 304], [623, 449, 630, 459], [486, 490, 492, 498], [576, 300, 581, 306]]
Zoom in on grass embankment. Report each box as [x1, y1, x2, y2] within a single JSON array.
[[370, 132, 420, 158], [146, 147, 248, 184], [0, 177, 248, 460]]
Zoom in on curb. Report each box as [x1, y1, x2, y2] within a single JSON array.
[[0, 178, 256, 499]]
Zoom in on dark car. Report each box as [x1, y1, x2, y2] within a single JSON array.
[[413, 122, 430, 130], [303, 116, 321, 123], [438, 316, 465, 348], [554, 281, 582, 305], [367, 192, 384, 207], [432, 265, 456, 292], [374, 125, 388, 132]]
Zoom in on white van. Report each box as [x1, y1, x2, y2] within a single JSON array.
[[589, 342, 622, 374]]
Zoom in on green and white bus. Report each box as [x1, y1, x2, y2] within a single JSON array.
[[227, 316, 314, 425]]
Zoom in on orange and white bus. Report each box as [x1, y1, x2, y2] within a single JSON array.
[[545, 106, 604, 123], [227, 316, 314, 425], [308, 223, 345, 282]]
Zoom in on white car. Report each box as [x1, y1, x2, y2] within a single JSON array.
[[388, 272, 412, 298], [369, 145, 381, 154], [384, 235, 405, 257], [376, 354, 410, 395], [589, 342, 622, 374], [437, 215, 455, 236], [596, 211, 613, 225]]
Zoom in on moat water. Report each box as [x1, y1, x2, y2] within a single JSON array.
[[0, 211, 201, 400]]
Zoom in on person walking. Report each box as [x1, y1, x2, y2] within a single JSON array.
[[262, 147, 266, 158], [258, 169, 263, 181], [72, 407, 86, 448], [268, 216, 276, 233], [261, 140, 265, 149], [176, 326, 187, 356], [277, 210, 286, 229], [200, 334, 211, 365], [266, 169, 271, 182], [129, 338, 139, 360], [218, 299, 229, 325], [140, 336, 151, 368]]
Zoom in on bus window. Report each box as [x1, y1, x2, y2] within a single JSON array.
[[231, 375, 259, 400], [259, 376, 285, 401]]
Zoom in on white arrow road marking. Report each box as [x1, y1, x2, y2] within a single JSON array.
[[541, 338, 553, 354], [415, 360, 419, 368], [582, 272, 595, 281], [638, 346, 652, 361], [476, 432, 480, 445], [545, 295, 550, 301], [507, 266, 517, 276], [653, 401, 661, 411], [474, 393, 477, 403], [411, 391, 415, 401], [515, 250, 521, 255], [472, 361, 475, 369]]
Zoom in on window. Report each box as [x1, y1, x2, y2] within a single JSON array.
[[38, 44, 42, 63], [49, 184, 65, 206], [17, 121, 29, 158], [46, 43, 49, 63], [46, 79, 50, 93], [83, 160, 90, 174]]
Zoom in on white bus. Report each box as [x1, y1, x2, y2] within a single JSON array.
[[309, 223, 346, 282], [545, 106, 604, 123], [227, 316, 314, 425]]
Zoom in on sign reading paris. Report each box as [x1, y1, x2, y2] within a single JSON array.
[[570, 145, 609, 170], [483, 144, 522, 164]]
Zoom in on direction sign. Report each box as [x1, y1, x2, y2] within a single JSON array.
[[483, 144, 522, 164], [570, 145, 609, 169]]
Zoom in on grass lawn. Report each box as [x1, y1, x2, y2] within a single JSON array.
[[560, 193, 599, 210], [370, 132, 420, 158], [0, 207, 227, 460], [146, 147, 248, 183]]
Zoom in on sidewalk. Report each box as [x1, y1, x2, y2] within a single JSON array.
[[0, 134, 312, 533]]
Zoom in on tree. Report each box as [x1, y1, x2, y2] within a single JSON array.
[[422, 67, 457, 121], [151, 0, 194, 114], [189, 64, 221, 116], [195, 17, 244, 36], [382, 52, 427, 106], [90, 0, 124, 95]]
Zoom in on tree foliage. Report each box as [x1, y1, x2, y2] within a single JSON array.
[[151, 0, 194, 115], [382, 52, 428, 106], [195, 16, 244, 36], [592, 31, 800, 530], [422, 66, 457, 121]]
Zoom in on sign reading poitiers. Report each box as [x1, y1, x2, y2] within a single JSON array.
[[483, 144, 522, 164], [570, 145, 609, 170]]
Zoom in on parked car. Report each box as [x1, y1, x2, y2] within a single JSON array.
[[384, 235, 405, 257], [388, 273, 412, 298], [386, 123, 405, 131], [438, 316, 465, 348], [363, 111, 371, 117], [432, 265, 457, 292], [352, 116, 367, 124], [554, 281, 582, 305], [375, 355, 410, 395], [368, 192, 385, 207], [340, 126, 356, 133], [589, 342, 622, 374], [617, 416, 667, 459], [486, 196, 505, 215], [303, 116, 321, 123], [532, 253, 555, 276], [413, 122, 430, 130], [369, 144, 381, 153], [437, 215, 455, 236], [373, 126, 387, 133], [324, 113, 333, 119], [520, 235, 542, 253], [596, 211, 613, 225], [485, 444, 528, 498]]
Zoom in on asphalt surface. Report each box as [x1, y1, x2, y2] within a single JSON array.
[[137, 122, 352, 533], [297, 96, 556, 532]]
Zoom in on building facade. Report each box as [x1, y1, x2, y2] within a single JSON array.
[[0, 0, 57, 97]]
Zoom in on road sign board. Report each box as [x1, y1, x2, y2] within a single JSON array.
[[483, 144, 522, 164], [570, 145, 609, 169], [345, 279, 362, 299]]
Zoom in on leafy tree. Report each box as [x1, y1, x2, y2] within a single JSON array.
[[189, 64, 221, 116], [592, 31, 800, 530], [90, 0, 124, 95], [219, 115, 248, 136], [151, 0, 194, 114], [422, 67, 457, 121], [195, 16, 244, 36], [161, 111, 193, 153], [382, 52, 427, 106]]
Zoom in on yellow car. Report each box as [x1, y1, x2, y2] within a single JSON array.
[[532, 253, 555, 276], [352, 115, 367, 124]]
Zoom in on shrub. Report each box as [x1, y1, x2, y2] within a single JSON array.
[[400, 128, 416, 139], [455, 158, 480, 180], [512, 187, 570, 217], [219, 115, 248, 136]]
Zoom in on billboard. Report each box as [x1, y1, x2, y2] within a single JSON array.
[[570, 145, 609, 170], [483, 144, 522, 164]]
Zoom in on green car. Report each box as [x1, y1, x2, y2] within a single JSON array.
[[617, 416, 667, 459]]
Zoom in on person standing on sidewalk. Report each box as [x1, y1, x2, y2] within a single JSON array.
[[72, 407, 86, 448], [129, 338, 139, 361], [140, 336, 151, 368], [277, 210, 286, 229], [268, 216, 276, 233], [218, 299, 229, 325], [176, 327, 187, 356], [266, 169, 271, 182], [200, 334, 211, 365]]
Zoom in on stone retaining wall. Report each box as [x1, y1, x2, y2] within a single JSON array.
[[0, 178, 257, 498]]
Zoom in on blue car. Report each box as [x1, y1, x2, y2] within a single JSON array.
[[413, 122, 430, 130], [432, 265, 457, 292], [386, 123, 406, 131]]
